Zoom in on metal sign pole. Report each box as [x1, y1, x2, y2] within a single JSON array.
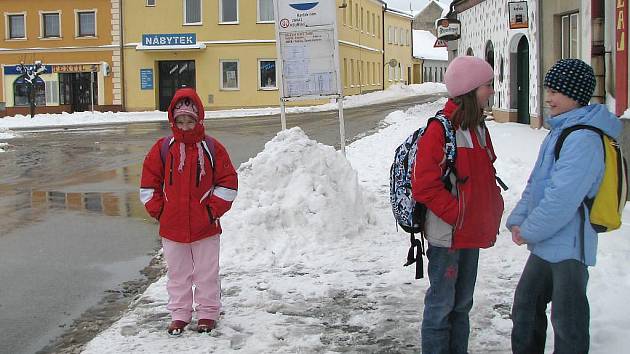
[[337, 96, 346, 156], [280, 98, 287, 130]]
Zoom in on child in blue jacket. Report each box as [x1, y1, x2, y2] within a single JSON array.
[[506, 59, 622, 354]]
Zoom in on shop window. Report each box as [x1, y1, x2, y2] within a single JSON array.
[[8, 14, 25, 39], [45, 81, 59, 104], [185, 0, 201, 24], [42, 13, 60, 38], [562, 13, 579, 59], [77, 11, 96, 37], [14, 77, 46, 107], [220, 0, 238, 23], [258, 0, 273, 22], [220, 60, 239, 90], [259, 59, 277, 89]]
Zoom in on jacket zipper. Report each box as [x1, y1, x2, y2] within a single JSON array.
[[456, 186, 466, 230], [169, 153, 174, 185]]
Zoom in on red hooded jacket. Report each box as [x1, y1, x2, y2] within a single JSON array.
[[411, 99, 504, 249], [140, 88, 238, 243]]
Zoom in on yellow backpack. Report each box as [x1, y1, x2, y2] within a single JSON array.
[[555, 125, 628, 233]]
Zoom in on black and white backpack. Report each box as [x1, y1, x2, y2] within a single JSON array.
[[389, 111, 456, 279]]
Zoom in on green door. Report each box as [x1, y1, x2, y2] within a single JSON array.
[[517, 37, 530, 124]]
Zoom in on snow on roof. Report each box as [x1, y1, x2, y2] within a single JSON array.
[[413, 30, 448, 61]]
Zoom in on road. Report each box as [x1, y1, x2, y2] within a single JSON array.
[[0, 94, 442, 353]]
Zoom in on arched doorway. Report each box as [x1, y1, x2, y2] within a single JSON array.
[[516, 36, 529, 124], [485, 41, 495, 109], [466, 47, 474, 56]]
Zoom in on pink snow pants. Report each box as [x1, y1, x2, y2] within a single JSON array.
[[161, 235, 221, 322]]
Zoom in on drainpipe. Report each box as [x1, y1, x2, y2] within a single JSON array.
[[382, 2, 386, 91], [119, 0, 126, 111], [591, 0, 606, 103], [537, 0, 544, 127]]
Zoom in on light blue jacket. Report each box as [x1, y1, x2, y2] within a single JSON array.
[[506, 104, 622, 266]]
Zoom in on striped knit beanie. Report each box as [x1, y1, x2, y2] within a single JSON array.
[[543, 59, 595, 106]]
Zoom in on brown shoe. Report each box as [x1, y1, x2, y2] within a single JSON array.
[[167, 320, 188, 336], [196, 319, 216, 333]]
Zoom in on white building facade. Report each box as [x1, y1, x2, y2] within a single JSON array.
[[453, 0, 540, 126]]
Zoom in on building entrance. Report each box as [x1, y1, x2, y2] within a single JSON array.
[[158, 60, 196, 111], [59, 72, 98, 112]]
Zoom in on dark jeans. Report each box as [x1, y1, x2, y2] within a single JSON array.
[[511, 254, 590, 354], [421, 245, 480, 354]]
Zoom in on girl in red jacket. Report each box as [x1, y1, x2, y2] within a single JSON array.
[[140, 87, 238, 335], [412, 56, 504, 353]]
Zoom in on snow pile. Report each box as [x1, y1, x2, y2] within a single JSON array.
[[0, 128, 18, 152], [222, 127, 375, 266]]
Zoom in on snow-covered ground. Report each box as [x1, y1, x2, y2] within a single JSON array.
[[72, 97, 630, 353], [2, 83, 627, 352]]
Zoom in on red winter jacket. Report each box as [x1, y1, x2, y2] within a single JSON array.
[[412, 99, 504, 249], [140, 88, 238, 243]]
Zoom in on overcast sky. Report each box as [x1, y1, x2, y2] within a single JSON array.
[[384, 0, 452, 12]]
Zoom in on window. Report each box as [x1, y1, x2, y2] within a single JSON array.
[[355, 4, 358, 29], [14, 77, 46, 106], [185, 0, 201, 24], [258, 0, 273, 22], [372, 13, 375, 35], [343, 58, 348, 87], [562, 13, 579, 59], [377, 15, 380, 38], [388, 26, 392, 44], [350, 59, 355, 86], [8, 14, 25, 39], [388, 65, 394, 82], [220, 0, 238, 23], [220, 60, 239, 89], [360, 7, 364, 31], [42, 13, 60, 38], [147, 0, 156, 6], [45, 80, 59, 104], [349, 1, 353, 27], [366, 10, 369, 34], [259, 59, 276, 89], [77, 11, 96, 37]]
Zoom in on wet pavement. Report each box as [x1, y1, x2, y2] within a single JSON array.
[[0, 94, 442, 353]]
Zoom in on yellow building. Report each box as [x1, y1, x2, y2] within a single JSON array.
[[123, 0, 414, 111], [0, 0, 121, 117], [384, 8, 413, 88]]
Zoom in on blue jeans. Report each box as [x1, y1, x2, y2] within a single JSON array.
[[421, 245, 480, 354], [511, 254, 590, 354]]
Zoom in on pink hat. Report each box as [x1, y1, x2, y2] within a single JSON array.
[[444, 56, 494, 97], [172, 97, 199, 120]]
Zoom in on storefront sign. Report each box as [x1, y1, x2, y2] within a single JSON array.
[[140, 69, 154, 90], [508, 1, 528, 29], [142, 33, 196, 47], [435, 18, 461, 41], [616, 0, 628, 115], [3, 64, 52, 75], [51, 64, 98, 73]]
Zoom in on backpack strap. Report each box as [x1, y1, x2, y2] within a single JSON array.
[[425, 111, 457, 176], [160, 135, 175, 166], [554, 124, 604, 160], [554, 124, 606, 261]]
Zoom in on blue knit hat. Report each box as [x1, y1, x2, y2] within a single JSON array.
[[543, 59, 595, 106]]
